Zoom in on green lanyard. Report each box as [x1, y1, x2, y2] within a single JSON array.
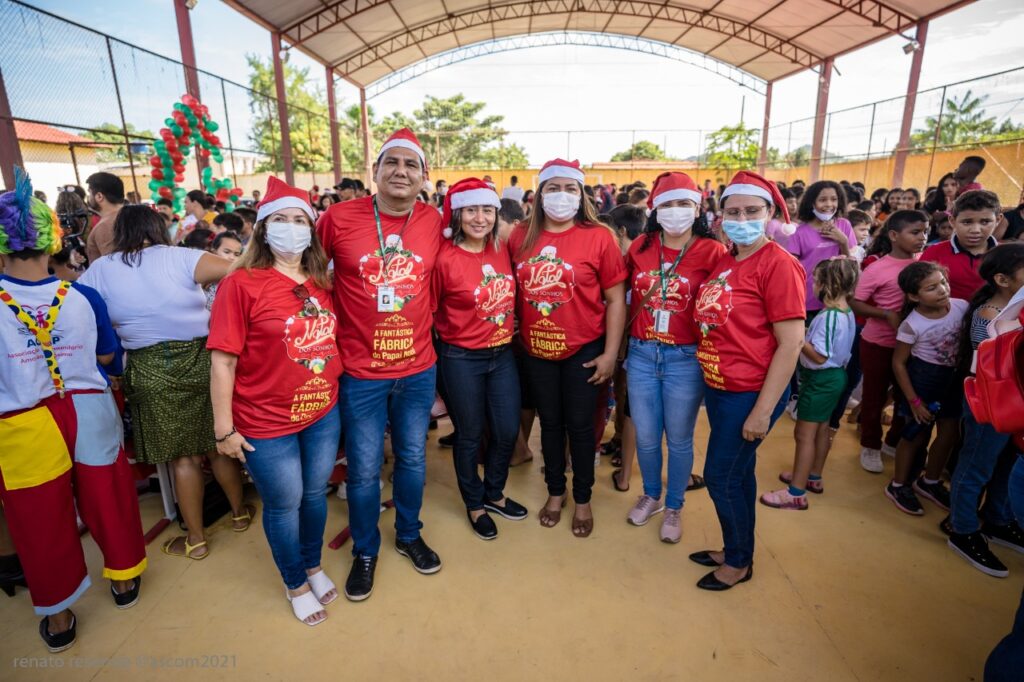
[[372, 197, 415, 286], [657, 234, 690, 302]]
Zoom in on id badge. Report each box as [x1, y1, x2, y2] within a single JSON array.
[[377, 285, 396, 313], [654, 310, 671, 334]]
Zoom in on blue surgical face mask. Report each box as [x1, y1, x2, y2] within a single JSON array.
[[722, 218, 766, 246]]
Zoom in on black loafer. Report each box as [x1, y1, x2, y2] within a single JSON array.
[[344, 555, 377, 602], [688, 550, 724, 567], [39, 612, 76, 653], [111, 576, 141, 609], [438, 432, 455, 448], [485, 497, 528, 520], [696, 565, 753, 591], [395, 537, 442, 574], [468, 511, 498, 540]]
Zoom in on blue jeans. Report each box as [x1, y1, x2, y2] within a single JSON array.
[[437, 341, 520, 510], [244, 408, 342, 590], [703, 386, 789, 568], [985, 456, 1024, 680], [341, 366, 436, 557], [949, 398, 1014, 534], [626, 339, 704, 510]]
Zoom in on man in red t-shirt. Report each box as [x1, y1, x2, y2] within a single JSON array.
[[316, 129, 442, 601]]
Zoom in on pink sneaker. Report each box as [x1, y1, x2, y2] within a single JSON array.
[[627, 495, 664, 526], [760, 488, 809, 510], [778, 472, 823, 494], [659, 508, 682, 543]]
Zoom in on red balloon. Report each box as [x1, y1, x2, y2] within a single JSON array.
[[173, 164, 185, 174], [181, 94, 197, 107], [158, 186, 172, 199], [210, 135, 221, 147], [174, 175, 184, 183], [152, 169, 164, 180], [159, 127, 172, 138], [149, 156, 162, 168], [199, 148, 210, 159]]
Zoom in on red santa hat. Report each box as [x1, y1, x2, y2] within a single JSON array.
[[538, 158, 585, 185], [441, 177, 501, 238], [256, 176, 316, 222], [720, 170, 789, 223], [648, 172, 701, 210], [377, 127, 427, 169]]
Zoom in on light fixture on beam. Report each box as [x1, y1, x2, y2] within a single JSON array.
[[903, 39, 921, 54], [185, 0, 198, 9]]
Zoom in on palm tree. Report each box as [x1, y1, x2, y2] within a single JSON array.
[[910, 90, 997, 148]]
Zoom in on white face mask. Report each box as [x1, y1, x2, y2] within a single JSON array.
[[657, 206, 696, 236], [265, 221, 312, 256], [813, 208, 836, 222], [542, 192, 580, 222]]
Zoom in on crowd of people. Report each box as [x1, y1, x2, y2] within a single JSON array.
[[1, 132, 1024, 675]]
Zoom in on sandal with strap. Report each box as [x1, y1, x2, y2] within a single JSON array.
[[686, 474, 707, 492], [612, 469, 630, 492], [572, 512, 594, 538], [161, 536, 209, 560], [307, 570, 339, 605], [286, 588, 327, 626], [538, 495, 566, 528], [231, 503, 257, 532]]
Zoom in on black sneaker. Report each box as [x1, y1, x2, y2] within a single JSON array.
[[885, 482, 924, 516], [395, 537, 442, 574], [39, 612, 76, 653], [948, 532, 1009, 578], [938, 515, 953, 537], [983, 521, 1024, 555], [484, 496, 528, 520], [438, 432, 455, 448], [467, 511, 498, 540], [913, 477, 951, 511], [111, 575, 141, 609], [344, 555, 377, 602]]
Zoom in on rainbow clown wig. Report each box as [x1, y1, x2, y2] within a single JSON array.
[[0, 167, 63, 257]]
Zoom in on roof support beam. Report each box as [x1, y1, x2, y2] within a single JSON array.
[[891, 20, 928, 188], [326, 65, 342, 185], [809, 58, 832, 182], [758, 81, 773, 175], [359, 87, 372, 189], [174, 0, 207, 184], [271, 31, 295, 185]]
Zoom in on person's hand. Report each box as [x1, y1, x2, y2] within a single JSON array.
[[583, 352, 616, 384], [819, 222, 847, 245], [885, 310, 901, 331], [910, 401, 935, 425], [741, 410, 771, 442], [217, 431, 254, 463], [108, 375, 123, 392]]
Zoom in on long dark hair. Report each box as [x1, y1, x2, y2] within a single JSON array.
[[866, 209, 929, 258], [896, 261, 946, 321], [518, 179, 606, 258], [637, 204, 717, 253], [113, 204, 171, 266], [447, 207, 500, 251], [955, 243, 1024, 375], [797, 180, 847, 223]]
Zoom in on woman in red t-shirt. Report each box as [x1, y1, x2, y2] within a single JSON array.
[[208, 177, 343, 627], [509, 159, 627, 538], [434, 179, 528, 541], [690, 171, 806, 591], [623, 172, 726, 542]]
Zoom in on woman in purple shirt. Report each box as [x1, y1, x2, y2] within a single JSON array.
[[786, 181, 856, 312]]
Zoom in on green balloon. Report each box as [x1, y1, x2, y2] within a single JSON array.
[[154, 140, 166, 151], [173, 187, 187, 198], [164, 117, 175, 127], [148, 180, 160, 192], [225, 201, 235, 212], [206, 121, 219, 132], [170, 124, 183, 137], [202, 166, 213, 178], [222, 178, 234, 189]]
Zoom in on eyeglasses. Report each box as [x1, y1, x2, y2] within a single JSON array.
[[722, 206, 769, 220], [292, 284, 320, 317]]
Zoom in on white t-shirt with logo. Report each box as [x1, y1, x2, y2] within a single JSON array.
[[0, 276, 115, 413], [79, 245, 209, 350]]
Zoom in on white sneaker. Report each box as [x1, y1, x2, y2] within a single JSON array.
[[881, 443, 896, 458], [860, 447, 884, 473], [785, 396, 799, 420]]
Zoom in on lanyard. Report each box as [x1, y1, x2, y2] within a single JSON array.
[[0, 280, 71, 397], [657, 234, 692, 302], [372, 197, 415, 286]]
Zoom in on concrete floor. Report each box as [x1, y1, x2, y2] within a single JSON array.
[[1, 410, 1020, 681]]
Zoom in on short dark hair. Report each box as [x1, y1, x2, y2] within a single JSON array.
[[856, 200, 875, 212], [156, 198, 173, 208], [498, 198, 524, 224], [887, 209, 929, 234], [607, 204, 647, 241], [211, 231, 242, 251], [953, 189, 1001, 217], [797, 180, 847, 223], [338, 178, 357, 191], [182, 228, 214, 250], [353, 179, 365, 191], [510, 175, 518, 185], [627, 188, 649, 204], [213, 212, 244, 232], [234, 207, 256, 225], [86, 172, 124, 204], [962, 155, 986, 170], [186, 189, 208, 207], [847, 209, 871, 226]]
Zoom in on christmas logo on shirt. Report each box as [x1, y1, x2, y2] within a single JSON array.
[[359, 234, 426, 309], [634, 263, 692, 314], [517, 245, 576, 317], [283, 295, 339, 374], [694, 269, 734, 336], [474, 263, 515, 326]]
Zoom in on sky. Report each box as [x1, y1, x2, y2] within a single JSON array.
[[16, 0, 1024, 164]]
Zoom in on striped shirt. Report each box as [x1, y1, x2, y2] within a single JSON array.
[[800, 307, 856, 370]]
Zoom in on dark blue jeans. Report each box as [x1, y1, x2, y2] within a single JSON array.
[[703, 386, 789, 568], [244, 408, 342, 590], [341, 366, 436, 557], [985, 456, 1024, 680], [949, 397, 1014, 535], [437, 341, 520, 510]]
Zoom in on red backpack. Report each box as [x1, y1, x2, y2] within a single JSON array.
[[964, 322, 1024, 434]]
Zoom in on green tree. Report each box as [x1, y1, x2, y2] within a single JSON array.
[[909, 90, 1023, 150], [703, 123, 759, 170], [83, 123, 155, 163], [477, 143, 529, 169], [610, 140, 674, 162]]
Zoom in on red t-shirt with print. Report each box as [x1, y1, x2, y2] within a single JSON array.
[[627, 235, 727, 345], [508, 222, 627, 360], [316, 196, 441, 379], [207, 268, 342, 439], [693, 241, 806, 392], [433, 240, 515, 349]]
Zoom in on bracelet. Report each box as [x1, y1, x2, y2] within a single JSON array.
[[910, 397, 922, 407], [215, 428, 236, 443]]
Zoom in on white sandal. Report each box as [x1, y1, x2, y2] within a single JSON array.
[[307, 570, 339, 605], [286, 588, 327, 626]]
